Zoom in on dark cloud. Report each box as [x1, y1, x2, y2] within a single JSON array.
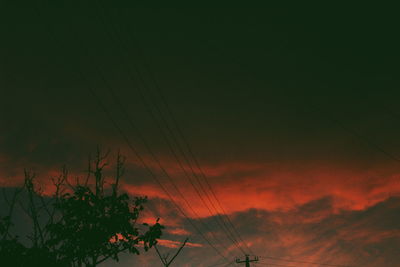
[[1, 184, 399, 266], [2, 4, 400, 167], [105, 196, 400, 266]]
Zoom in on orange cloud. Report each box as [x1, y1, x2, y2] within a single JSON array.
[[166, 228, 191, 236], [157, 239, 203, 248], [2, 150, 400, 222], [119, 159, 400, 219]]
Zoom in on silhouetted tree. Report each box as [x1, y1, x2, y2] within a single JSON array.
[[0, 149, 163, 266], [0, 214, 27, 265], [0, 185, 59, 266]]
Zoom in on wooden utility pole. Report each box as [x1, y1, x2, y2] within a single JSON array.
[[155, 238, 189, 267], [235, 255, 259, 267]]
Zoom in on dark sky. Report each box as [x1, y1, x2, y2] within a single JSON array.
[[1, 3, 400, 267]]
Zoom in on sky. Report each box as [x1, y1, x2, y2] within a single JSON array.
[[1, 3, 400, 267]]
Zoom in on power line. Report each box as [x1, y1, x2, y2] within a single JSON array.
[[93, 2, 249, 256], [205, 35, 400, 166], [307, 102, 400, 163], [193, 21, 399, 267], [135, 32, 257, 256], [87, 85, 230, 262], [110, 6, 255, 256], [31, 3, 231, 263], [98, 10, 390, 267], [87, 2, 241, 258]]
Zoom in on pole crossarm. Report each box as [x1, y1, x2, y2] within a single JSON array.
[[235, 255, 259, 267]]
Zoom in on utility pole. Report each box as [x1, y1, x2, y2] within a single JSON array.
[[235, 255, 259, 267], [155, 238, 189, 267]]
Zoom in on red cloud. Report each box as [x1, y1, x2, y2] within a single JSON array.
[[121, 159, 400, 219], [166, 228, 191, 236], [2, 149, 400, 222], [157, 239, 203, 248]]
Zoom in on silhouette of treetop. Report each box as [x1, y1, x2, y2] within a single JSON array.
[[0, 149, 164, 267]]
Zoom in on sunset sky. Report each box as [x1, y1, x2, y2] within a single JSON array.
[[1, 3, 400, 267]]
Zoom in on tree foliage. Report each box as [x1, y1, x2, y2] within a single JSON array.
[[0, 149, 163, 266]]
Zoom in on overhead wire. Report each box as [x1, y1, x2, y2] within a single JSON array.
[[122, 14, 399, 267], [118, 14, 393, 267], [306, 102, 400, 163], [194, 27, 368, 267], [31, 3, 232, 263], [110, 9, 396, 267], [202, 31, 400, 166], [88, 2, 242, 258], [93, 2, 249, 257], [108, 5, 255, 256]]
